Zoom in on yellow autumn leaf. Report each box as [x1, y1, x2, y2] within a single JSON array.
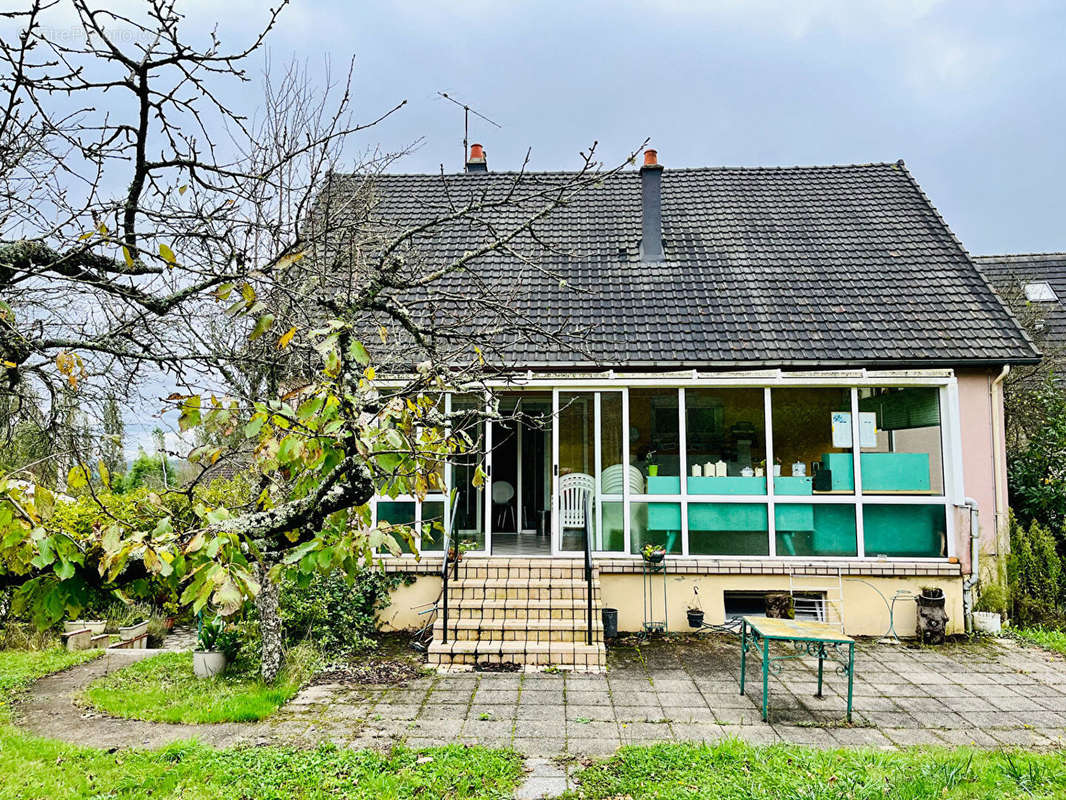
[[178, 185, 188, 195], [277, 326, 297, 349], [159, 243, 177, 266], [277, 251, 306, 269], [364, 366, 376, 381], [121, 246, 134, 268]]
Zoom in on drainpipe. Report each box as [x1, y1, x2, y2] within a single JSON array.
[[962, 497, 979, 634]]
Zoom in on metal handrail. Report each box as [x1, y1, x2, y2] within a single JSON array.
[[440, 493, 458, 645], [583, 493, 594, 646]]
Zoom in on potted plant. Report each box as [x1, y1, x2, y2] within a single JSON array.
[[772, 457, 782, 477], [641, 543, 666, 564], [193, 617, 229, 678], [973, 581, 1007, 634], [687, 587, 704, 628]]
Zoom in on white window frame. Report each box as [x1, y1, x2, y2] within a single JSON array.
[[374, 369, 962, 562]]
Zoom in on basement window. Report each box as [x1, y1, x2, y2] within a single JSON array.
[[1024, 282, 1058, 302], [723, 591, 826, 622]]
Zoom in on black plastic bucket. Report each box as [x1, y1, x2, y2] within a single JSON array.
[[601, 607, 618, 639], [687, 609, 705, 628]]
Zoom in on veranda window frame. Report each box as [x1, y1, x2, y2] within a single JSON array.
[[374, 370, 962, 561]]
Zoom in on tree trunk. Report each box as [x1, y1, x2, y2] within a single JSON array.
[[256, 562, 283, 683]]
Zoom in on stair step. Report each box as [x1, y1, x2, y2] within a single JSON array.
[[433, 617, 602, 642], [427, 639, 606, 669], [447, 598, 596, 621], [431, 558, 605, 671]]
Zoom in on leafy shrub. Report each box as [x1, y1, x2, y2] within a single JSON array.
[[280, 569, 411, 657], [1008, 374, 1066, 536], [1008, 515, 1066, 627], [975, 579, 1008, 616]]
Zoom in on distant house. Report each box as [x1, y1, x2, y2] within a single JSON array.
[[354, 148, 1038, 669], [975, 252, 1066, 345]]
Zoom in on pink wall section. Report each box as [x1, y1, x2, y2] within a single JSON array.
[[955, 368, 1008, 573]]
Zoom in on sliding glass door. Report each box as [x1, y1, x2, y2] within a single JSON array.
[[552, 390, 625, 556]]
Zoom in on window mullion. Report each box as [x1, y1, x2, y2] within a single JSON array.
[[765, 387, 776, 558]]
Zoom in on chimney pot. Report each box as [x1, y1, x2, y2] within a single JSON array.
[[644, 149, 658, 167], [466, 143, 487, 173]]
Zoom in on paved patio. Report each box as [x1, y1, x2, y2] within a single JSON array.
[[269, 634, 1066, 756], [18, 634, 1066, 758]]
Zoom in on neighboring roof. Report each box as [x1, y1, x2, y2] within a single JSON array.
[[975, 253, 1066, 344], [330, 161, 1039, 369]]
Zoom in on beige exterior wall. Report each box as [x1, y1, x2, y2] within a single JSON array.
[[377, 569, 964, 637], [377, 575, 441, 631], [600, 572, 964, 637]]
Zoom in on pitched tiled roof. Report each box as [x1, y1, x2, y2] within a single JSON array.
[[975, 253, 1066, 345], [333, 161, 1038, 368]]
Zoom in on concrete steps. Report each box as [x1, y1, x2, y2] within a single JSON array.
[[428, 557, 606, 671]]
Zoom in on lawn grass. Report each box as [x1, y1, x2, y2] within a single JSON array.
[[564, 740, 1066, 799], [0, 732, 524, 800], [0, 646, 524, 799], [81, 650, 304, 723], [1013, 627, 1066, 657]]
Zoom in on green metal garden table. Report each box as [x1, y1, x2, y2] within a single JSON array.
[[740, 615, 855, 722]]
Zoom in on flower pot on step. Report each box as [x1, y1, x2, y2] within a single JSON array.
[[193, 650, 228, 678], [64, 620, 106, 635], [118, 621, 149, 647]]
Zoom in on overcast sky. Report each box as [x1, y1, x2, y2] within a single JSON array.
[[226, 0, 1066, 256], [83, 0, 1062, 452]]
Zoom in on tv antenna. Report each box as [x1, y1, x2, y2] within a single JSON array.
[[438, 91, 502, 167]]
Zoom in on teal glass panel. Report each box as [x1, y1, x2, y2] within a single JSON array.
[[377, 501, 416, 553], [774, 503, 857, 556], [420, 500, 445, 551], [688, 503, 769, 556], [630, 502, 682, 554], [863, 504, 947, 558], [599, 501, 625, 552]]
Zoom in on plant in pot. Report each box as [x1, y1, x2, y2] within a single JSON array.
[[973, 581, 1007, 634], [687, 587, 705, 628], [193, 617, 229, 678], [641, 543, 667, 564]]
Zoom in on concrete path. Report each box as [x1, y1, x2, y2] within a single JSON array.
[[13, 635, 1066, 760]]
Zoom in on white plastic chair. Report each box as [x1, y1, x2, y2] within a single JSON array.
[[600, 463, 644, 496], [558, 472, 595, 531], [492, 480, 516, 530]]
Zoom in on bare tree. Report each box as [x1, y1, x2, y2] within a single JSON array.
[[0, 0, 641, 681]]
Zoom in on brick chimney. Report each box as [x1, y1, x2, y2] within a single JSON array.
[[466, 143, 487, 173], [640, 149, 664, 262]]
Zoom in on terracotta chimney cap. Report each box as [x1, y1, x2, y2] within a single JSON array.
[[643, 149, 659, 167], [469, 143, 485, 161]]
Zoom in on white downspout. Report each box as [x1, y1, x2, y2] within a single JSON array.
[[962, 497, 979, 633]]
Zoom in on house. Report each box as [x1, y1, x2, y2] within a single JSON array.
[[353, 147, 1038, 669], [975, 252, 1066, 346]]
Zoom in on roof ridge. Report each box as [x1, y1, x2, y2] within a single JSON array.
[[974, 252, 1066, 261], [338, 161, 907, 179]]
